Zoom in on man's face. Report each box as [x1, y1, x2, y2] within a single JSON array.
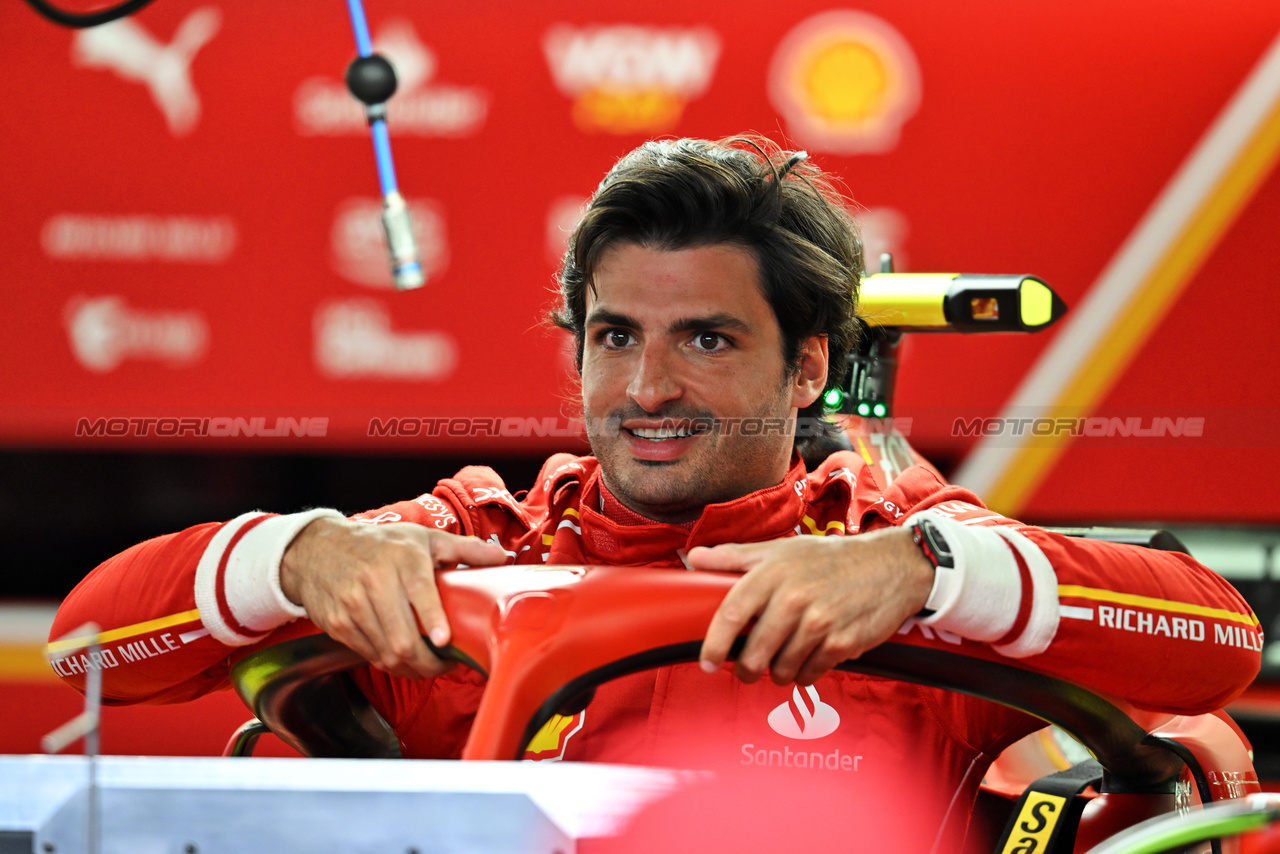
[[582, 242, 828, 523]]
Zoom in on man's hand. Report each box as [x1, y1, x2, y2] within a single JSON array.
[[691, 527, 934, 686], [280, 517, 508, 679]]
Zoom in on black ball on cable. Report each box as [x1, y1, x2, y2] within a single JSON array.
[[346, 54, 398, 105]]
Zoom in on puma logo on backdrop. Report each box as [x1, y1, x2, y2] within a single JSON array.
[[72, 8, 222, 136]]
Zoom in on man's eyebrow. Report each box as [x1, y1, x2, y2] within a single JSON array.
[[669, 314, 752, 334], [584, 309, 640, 329], [583, 309, 753, 334]]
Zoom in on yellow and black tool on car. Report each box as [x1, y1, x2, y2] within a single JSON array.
[[825, 254, 1068, 419], [860, 271, 1066, 332]]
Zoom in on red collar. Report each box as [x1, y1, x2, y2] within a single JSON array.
[[598, 480, 697, 531], [572, 457, 811, 566]]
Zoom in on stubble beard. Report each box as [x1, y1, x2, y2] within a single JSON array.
[[584, 384, 797, 524]]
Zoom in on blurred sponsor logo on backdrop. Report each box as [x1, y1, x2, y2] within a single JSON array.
[[42, 214, 237, 263], [769, 10, 921, 154], [294, 19, 488, 137], [544, 24, 720, 133], [65, 296, 209, 373], [331, 197, 449, 288], [71, 6, 221, 137], [313, 300, 457, 381]]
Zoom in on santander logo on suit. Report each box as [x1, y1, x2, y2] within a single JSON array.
[[768, 684, 841, 739]]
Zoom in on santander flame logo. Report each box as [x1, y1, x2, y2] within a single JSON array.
[[767, 685, 840, 740]]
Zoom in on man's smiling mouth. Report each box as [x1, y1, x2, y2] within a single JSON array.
[[627, 425, 700, 441]]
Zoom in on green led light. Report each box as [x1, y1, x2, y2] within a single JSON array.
[[824, 388, 844, 408], [857, 402, 871, 417], [872, 403, 887, 418]]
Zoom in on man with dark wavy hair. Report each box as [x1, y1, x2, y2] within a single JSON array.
[[541, 136, 920, 686], [553, 137, 862, 445], [51, 135, 1258, 849]]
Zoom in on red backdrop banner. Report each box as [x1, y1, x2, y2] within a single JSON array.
[[3, 1, 1279, 521]]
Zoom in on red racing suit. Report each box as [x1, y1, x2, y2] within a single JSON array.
[[49, 451, 1261, 850]]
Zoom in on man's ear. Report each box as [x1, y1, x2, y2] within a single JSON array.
[[790, 335, 830, 408]]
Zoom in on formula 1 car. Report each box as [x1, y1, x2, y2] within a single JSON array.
[[223, 560, 1264, 853]]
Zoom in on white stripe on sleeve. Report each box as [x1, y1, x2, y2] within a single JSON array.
[[990, 526, 1060, 658], [194, 509, 344, 646]]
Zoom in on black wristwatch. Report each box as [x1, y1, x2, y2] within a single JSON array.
[[911, 516, 954, 617]]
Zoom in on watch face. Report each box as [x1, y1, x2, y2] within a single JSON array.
[[916, 518, 954, 568], [927, 520, 951, 552]]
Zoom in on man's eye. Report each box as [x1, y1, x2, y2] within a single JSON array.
[[694, 332, 726, 351], [606, 330, 632, 348]]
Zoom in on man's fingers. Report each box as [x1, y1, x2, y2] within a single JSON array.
[[430, 533, 508, 568], [283, 522, 512, 678], [408, 532, 507, 647], [763, 615, 828, 685], [796, 635, 864, 687], [686, 543, 763, 573], [368, 574, 449, 678], [734, 588, 824, 684], [319, 593, 383, 669], [400, 556, 453, 650], [699, 572, 772, 674]]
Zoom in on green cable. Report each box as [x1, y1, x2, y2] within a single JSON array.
[[1091, 808, 1278, 854]]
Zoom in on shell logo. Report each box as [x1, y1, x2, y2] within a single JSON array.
[[544, 24, 721, 134], [523, 711, 585, 761], [768, 10, 921, 154]]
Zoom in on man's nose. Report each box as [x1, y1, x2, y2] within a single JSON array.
[[627, 344, 683, 412]]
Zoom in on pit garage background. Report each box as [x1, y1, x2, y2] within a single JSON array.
[[2, 0, 1279, 762]]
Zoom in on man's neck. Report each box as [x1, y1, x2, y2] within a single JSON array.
[[597, 480, 699, 531]]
